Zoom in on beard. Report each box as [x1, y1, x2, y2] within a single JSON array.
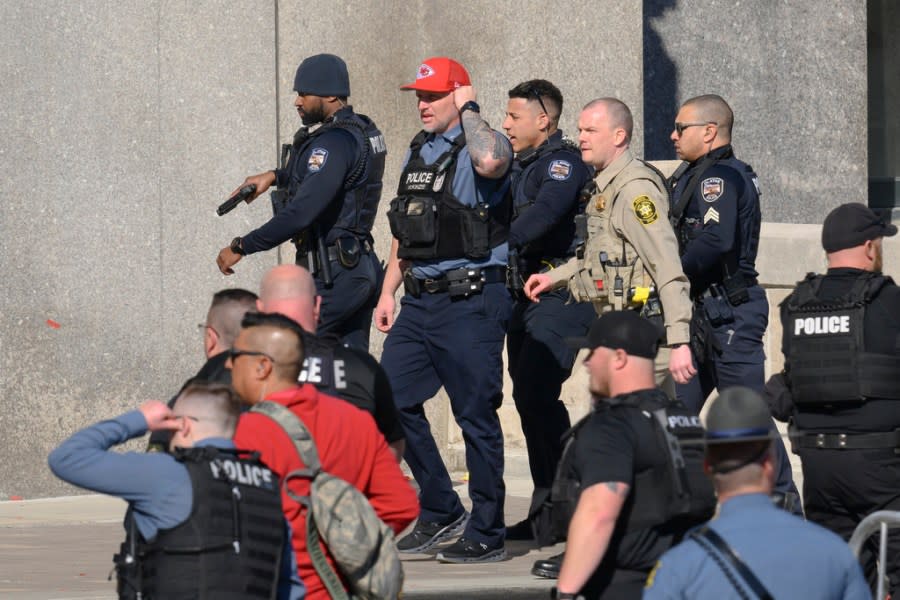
[[300, 104, 327, 126]]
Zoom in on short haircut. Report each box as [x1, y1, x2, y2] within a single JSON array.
[[707, 440, 773, 491], [239, 311, 305, 381], [508, 79, 563, 125], [208, 288, 259, 348], [683, 94, 734, 137], [583, 97, 634, 141], [175, 382, 242, 438]]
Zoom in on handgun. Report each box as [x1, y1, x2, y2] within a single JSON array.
[[216, 184, 257, 216]]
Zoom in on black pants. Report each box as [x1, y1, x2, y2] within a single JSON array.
[[800, 447, 900, 594], [506, 291, 595, 519]]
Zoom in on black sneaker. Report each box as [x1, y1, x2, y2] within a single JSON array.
[[505, 518, 535, 541], [435, 537, 507, 564], [531, 551, 564, 578], [396, 511, 469, 553]]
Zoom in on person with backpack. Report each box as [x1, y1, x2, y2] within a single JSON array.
[[546, 310, 715, 600], [230, 312, 418, 600], [643, 387, 869, 600]]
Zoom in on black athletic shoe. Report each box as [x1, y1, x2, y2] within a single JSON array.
[[505, 518, 535, 541], [531, 551, 564, 578], [396, 511, 469, 553], [435, 537, 507, 564]]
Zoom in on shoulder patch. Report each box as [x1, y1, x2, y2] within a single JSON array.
[[703, 207, 720, 224], [701, 177, 724, 202], [632, 195, 659, 225], [548, 159, 572, 181], [307, 147, 329, 172]]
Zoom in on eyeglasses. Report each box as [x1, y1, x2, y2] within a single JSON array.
[[228, 348, 276, 362], [529, 88, 550, 116], [673, 121, 717, 137]]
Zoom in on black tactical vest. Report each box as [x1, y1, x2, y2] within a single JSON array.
[[785, 272, 900, 406], [388, 131, 510, 260], [287, 110, 386, 244], [548, 390, 715, 541], [117, 447, 285, 600]]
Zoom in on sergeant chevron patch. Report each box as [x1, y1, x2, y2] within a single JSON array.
[[703, 207, 720, 224]]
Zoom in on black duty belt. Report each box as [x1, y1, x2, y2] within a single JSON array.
[[405, 266, 507, 299], [790, 428, 900, 451], [296, 239, 372, 265]]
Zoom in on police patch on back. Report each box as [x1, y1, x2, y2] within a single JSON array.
[[701, 177, 724, 202], [633, 195, 659, 225], [307, 147, 329, 172], [548, 159, 572, 181]]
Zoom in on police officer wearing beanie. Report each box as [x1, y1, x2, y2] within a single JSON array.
[[217, 53, 387, 352], [644, 387, 869, 600], [501, 79, 596, 542], [768, 201, 900, 594], [548, 310, 715, 600], [376, 57, 514, 564]]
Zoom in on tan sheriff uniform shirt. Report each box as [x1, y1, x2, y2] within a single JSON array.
[[549, 148, 691, 346]]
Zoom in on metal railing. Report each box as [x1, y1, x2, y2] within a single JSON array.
[[848, 510, 900, 600]]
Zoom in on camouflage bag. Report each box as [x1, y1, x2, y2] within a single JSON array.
[[251, 401, 403, 600]]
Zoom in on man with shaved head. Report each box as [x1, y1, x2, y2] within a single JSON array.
[[231, 312, 418, 600], [49, 382, 303, 598], [524, 98, 695, 579], [668, 94, 800, 512], [257, 264, 405, 459]]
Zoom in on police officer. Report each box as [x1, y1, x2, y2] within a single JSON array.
[[768, 202, 900, 594], [668, 94, 799, 510], [550, 310, 714, 600], [501, 79, 596, 542], [257, 263, 406, 460], [644, 387, 869, 600], [48, 383, 302, 599], [525, 98, 696, 394], [216, 53, 387, 351], [375, 57, 513, 563]]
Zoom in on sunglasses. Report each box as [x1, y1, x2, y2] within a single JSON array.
[[228, 348, 275, 362], [529, 88, 550, 116], [673, 121, 717, 137]]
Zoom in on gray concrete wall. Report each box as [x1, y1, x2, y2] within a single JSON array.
[[1, 1, 870, 498]]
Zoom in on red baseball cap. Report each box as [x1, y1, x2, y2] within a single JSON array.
[[400, 57, 471, 93]]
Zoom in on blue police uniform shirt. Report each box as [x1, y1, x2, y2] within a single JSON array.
[[508, 130, 591, 259], [47, 410, 304, 600], [672, 144, 761, 295], [242, 107, 362, 255], [404, 124, 511, 279], [642, 493, 870, 600]]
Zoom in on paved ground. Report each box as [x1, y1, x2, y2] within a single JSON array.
[[0, 476, 563, 599]]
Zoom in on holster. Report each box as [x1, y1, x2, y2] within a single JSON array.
[[402, 269, 421, 298], [690, 305, 722, 364], [335, 237, 361, 269]]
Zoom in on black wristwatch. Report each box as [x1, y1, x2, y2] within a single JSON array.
[[230, 236, 245, 256], [459, 100, 480, 115]]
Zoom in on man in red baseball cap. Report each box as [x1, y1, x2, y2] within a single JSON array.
[[377, 57, 515, 563]]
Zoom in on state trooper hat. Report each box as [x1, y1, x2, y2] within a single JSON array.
[[566, 310, 660, 359], [293, 54, 350, 97], [821, 202, 897, 253], [400, 57, 471, 93], [705, 387, 775, 445]]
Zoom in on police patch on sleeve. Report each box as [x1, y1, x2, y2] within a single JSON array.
[[701, 177, 724, 202], [548, 159, 572, 181], [632, 195, 659, 225], [307, 148, 329, 172]]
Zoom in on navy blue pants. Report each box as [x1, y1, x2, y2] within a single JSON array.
[[381, 282, 512, 547], [305, 250, 382, 352], [676, 286, 800, 506], [507, 290, 595, 517]]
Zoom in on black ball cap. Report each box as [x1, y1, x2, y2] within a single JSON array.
[[566, 310, 660, 359], [705, 387, 775, 444], [821, 202, 897, 253]]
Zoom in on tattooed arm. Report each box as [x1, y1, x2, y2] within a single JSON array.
[[454, 86, 512, 179], [557, 481, 630, 595]]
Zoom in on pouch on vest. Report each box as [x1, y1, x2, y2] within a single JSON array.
[[388, 196, 437, 249], [251, 401, 403, 600]]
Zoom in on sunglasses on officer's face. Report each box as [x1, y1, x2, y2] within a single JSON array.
[[673, 121, 717, 137]]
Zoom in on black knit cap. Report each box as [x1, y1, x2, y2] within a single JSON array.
[[705, 387, 775, 445], [566, 310, 660, 359], [821, 202, 897, 253], [293, 53, 350, 97]]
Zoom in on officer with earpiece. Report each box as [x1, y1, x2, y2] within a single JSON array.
[[768, 201, 900, 595]]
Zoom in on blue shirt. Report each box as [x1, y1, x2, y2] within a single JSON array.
[[48, 410, 304, 600], [405, 124, 511, 278], [643, 493, 870, 600]]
